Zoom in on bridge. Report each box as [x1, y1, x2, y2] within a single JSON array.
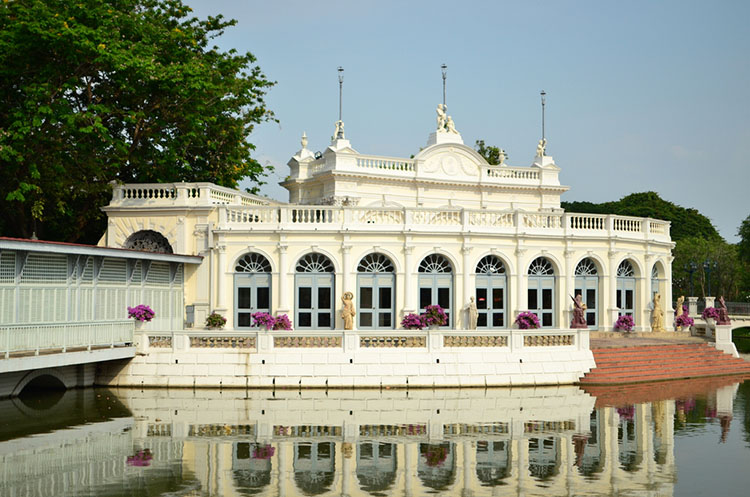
[[0, 237, 201, 398], [685, 298, 750, 331]]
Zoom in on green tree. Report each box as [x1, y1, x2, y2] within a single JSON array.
[[738, 214, 750, 264], [562, 192, 721, 242], [475, 139, 504, 165], [0, 0, 275, 243], [672, 237, 742, 299]]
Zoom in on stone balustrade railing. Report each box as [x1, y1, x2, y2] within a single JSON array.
[[109, 182, 271, 207], [218, 206, 670, 242], [1, 320, 133, 359], [140, 328, 589, 354]]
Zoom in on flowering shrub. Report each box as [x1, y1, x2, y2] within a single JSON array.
[[126, 449, 153, 467], [422, 445, 448, 467], [252, 312, 276, 329], [515, 311, 540, 329], [401, 313, 424, 330], [272, 314, 293, 331], [421, 304, 448, 327], [702, 307, 720, 320], [675, 313, 695, 328], [252, 444, 275, 459], [205, 312, 226, 329], [616, 405, 635, 420], [127, 305, 155, 322], [614, 314, 635, 332]]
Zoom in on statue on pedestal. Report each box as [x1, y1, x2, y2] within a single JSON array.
[[341, 291, 355, 330], [675, 295, 685, 318], [651, 293, 665, 332], [717, 296, 731, 325], [445, 115, 458, 134], [570, 294, 588, 329], [436, 104, 447, 130], [536, 138, 547, 157], [467, 297, 478, 330]]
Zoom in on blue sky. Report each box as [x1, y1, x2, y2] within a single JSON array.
[[186, 0, 749, 242]]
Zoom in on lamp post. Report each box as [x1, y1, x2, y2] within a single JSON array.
[[441, 63, 447, 107], [687, 262, 697, 296], [703, 261, 717, 296], [337, 66, 344, 123], [540, 90, 546, 142]]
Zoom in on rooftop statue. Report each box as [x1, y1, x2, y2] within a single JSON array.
[[536, 138, 547, 157], [445, 115, 458, 134], [436, 104, 447, 130], [301, 131, 308, 149], [334, 120, 345, 140], [498, 149, 507, 165]]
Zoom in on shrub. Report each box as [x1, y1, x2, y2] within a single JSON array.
[[702, 307, 720, 320], [272, 314, 293, 331], [515, 311, 540, 329], [421, 304, 448, 327], [127, 305, 155, 322], [401, 313, 423, 330], [205, 312, 226, 329], [251, 312, 276, 329], [614, 314, 635, 332], [675, 313, 695, 328]]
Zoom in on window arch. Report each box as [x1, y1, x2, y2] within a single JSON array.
[[617, 260, 636, 319], [528, 257, 555, 328], [418, 254, 453, 327], [357, 254, 395, 329], [124, 230, 173, 254], [574, 258, 599, 329], [234, 252, 272, 328], [476, 256, 507, 328], [295, 253, 335, 329], [651, 264, 661, 300], [356, 443, 397, 494]]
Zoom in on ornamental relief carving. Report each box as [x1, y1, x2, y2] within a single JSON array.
[[422, 151, 479, 177]]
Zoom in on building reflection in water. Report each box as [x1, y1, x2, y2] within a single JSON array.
[[0, 379, 743, 497]]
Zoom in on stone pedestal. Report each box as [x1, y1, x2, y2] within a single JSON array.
[[714, 325, 738, 357]]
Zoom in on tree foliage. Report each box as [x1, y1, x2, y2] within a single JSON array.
[[562, 192, 721, 242], [738, 214, 750, 265], [672, 237, 742, 299], [0, 0, 275, 243], [475, 139, 502, 165]]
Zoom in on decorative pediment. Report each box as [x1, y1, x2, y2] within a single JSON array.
[[414, 143, 488, 178]]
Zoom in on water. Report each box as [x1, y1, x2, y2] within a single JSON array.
[[2, 379, 750, 497]]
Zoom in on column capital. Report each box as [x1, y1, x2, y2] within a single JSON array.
[[277, 243, 288, 253], [216, 245, 227, 254], [404, 245, 415, 255], [341, 244, 353, 254], [460, 246, 472, 255]]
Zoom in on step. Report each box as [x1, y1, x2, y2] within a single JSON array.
[[590, 353, 732, 369], [581, 364, 750, 380]]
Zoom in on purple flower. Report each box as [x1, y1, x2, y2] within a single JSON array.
[[515, 311, 540, 329], [127, 305, 155, 322], [420, 305, 448, 327], [272, 314, 293, 331], [675, 313, 694, 328], [252, 312, 276, 328], [401, 313, 423, 330], [701, 307, 720, 320], [614, 314, 635, 331]]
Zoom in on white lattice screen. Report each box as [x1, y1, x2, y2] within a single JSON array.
[[0, 251, 185, 330]]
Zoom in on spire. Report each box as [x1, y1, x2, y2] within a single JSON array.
[[334, 66, 345, 140]]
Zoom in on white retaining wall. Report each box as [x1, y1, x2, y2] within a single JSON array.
[[97, 328, 595, 388]]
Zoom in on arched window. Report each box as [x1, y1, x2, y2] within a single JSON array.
[[356, 443, 397, 494], [475, 255, 507, 328], [295, 253, 335, 329], [528, 437, 560, 481], [476, 440, 510, 486], [357, 254, 395, 329], [232, 442, 271, 494], [124, 230, 173, 254], [527, 257, 555, 328], [418, 254, 453, 327], [234, 253, 271, 328], [617, 260, 636, 318], [294, 442, 335, 495], [651, 265, 660, 301], [418, 443, 456, 492], [574, 258, 599, 329]]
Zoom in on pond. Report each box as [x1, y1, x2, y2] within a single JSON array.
[[1, 377, 750, 497]]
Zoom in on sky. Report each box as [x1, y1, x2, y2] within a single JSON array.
[[185, 0, 749, 242]]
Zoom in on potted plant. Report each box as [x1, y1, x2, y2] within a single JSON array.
[[252, 312, 276, 331], [614, 314, 635, 332], [272, 314, 293, 331], [675, 312, 695, 331], [401, 313, 424, 330], [421, 304, 448, 329], [127, 305, 155, 330], [702, 307, 720, 326], [205, 312, 226, 330], [515, 311, 540, 330], [252, 444, 275, 459]]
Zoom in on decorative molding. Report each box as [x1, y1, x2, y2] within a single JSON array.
[[523, 334, 574, 347], [274, 336, 342, 348], [443, 335, 508, 347], [148, 335, 173, 348], [190, 335, 255, 348], [360, 336, 426, 348]]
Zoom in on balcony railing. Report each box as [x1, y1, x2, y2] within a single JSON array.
[[1, 320, 133, 359], [217, 206, 670, 242], [109, 182, 272, 207]]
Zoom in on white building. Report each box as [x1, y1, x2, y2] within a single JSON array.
[[101, 109, 674, 334]]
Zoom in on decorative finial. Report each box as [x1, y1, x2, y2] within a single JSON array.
[[441, 63, 447, 107], [301, 131, 308, 149], [540, 90, 546, 142], [334, 66, 345, 139]]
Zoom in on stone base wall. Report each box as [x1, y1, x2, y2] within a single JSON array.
[[96, 329, 596, 389]]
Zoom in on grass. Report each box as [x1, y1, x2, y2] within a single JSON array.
[[732, 327, 750, 354]]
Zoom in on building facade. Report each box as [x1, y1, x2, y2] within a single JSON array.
[[101, 112, 674, 333]]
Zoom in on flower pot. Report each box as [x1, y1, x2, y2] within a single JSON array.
[[706, 318, 715, 327], [428, 324, 439, 331], [134, 320, 146, 331]]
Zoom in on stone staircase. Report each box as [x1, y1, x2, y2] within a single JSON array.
[[577, 343, 750, 385]]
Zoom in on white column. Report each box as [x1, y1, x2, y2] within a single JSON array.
[[277, 244, 289, 314], [515, 248, 527, 318], [461, 246, 472, 330], [607, 251, 618, 331], [404, 246, 415, 313], [664, 257, 674, 330], [216, 245, 227, 313], [564, 250, 573, 329], [342, 244, 352, 296]]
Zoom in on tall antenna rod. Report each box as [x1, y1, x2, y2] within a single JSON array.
[[540, 90, 546, 141], [338, 66, 344, 122], [441, 64, 447, 107]]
